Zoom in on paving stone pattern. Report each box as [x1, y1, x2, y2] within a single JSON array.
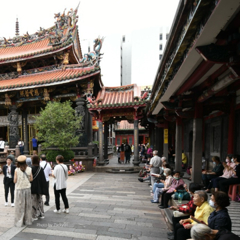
[[11, 173, 169, 240]]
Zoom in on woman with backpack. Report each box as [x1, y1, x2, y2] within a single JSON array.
[[31, 155, 48, 220]]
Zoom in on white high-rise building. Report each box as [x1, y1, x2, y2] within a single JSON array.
[[121, 35, 132, 86], [120, 26, 170, 86]]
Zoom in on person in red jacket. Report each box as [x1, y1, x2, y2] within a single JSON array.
[[167, 183, 202, 240]]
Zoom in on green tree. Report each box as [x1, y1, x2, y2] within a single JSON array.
[[34, 101, 82, 151]]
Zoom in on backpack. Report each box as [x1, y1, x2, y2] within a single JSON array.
[[173, 190, 190, 201], [138, 169, 147, 177]]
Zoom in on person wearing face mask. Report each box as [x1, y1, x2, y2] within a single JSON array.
[[167, 183, 201, 240], [207, 191, 231, 231], [151, 161, 172, 191], [151, 168, 172, 203], [202, 156, 223, 189], [219, 155, 240, 193], [174, 191, 214, 240], [205, 161, 235, 193], [158, 171, 185, 209]]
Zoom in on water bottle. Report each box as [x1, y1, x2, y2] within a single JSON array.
[[178, 192, 183, 204]]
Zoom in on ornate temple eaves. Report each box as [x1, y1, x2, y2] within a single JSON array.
[[0, 38, 73, 64], [0, 65, 100, 92], [87, 84, 150, 110], [0, 6, 81, 64]]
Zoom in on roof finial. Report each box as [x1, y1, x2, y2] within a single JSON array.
[[16, 18, 19, 36]]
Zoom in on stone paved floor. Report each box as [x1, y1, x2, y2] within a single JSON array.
[[1, 155, 239, 239], [9, 172, 169, 240]]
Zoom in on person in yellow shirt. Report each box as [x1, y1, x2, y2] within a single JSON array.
[[182, 150, 187, 169], [171, 190, 214, 240]]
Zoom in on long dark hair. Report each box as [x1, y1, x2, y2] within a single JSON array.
[[32, 155, 40, 166], [17, 162, 27, 172]]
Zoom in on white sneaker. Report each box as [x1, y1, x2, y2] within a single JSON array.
[[11, 203, 14, 207], [32, 217, 38, 221], [62, 209, 69, 213], [53, 209, 61, 213], [5, 202, 8, 206], [39, 215, 45, 219]]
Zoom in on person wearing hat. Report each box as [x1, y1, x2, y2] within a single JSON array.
[[14, 155, 33, 227], [3, 157, 16, 207]]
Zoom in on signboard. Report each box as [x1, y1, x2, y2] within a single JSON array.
[[164, 129, 168, 144]]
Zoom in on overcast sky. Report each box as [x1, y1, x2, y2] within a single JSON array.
[[0, 0, 179, 86]]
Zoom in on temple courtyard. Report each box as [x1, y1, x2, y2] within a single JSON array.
[[0, 160, 169, 240]]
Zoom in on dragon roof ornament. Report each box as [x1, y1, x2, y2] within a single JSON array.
[[80, 37, 104, 66], [0, 4, 79, 48]]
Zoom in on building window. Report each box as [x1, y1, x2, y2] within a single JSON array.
[[159, 54, 162, 60], [117, 138, 120, 145], [159, 34, 162, 40], [159, 44, 162, 50], [129, 137, 132, 145], [122, 35, 125, 42], [166, 33, 169, 40]]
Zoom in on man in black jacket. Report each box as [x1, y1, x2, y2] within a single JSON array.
[[125, 142, 132, 164], [3, 157, 16, 207]]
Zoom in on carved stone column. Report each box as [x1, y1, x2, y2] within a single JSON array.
[[22, 110, 29, 155], [8, 106, 19, 148], [98, 120, 104, 165], [133, 119, 140, 166], [75, 98, 86, 146], [104, 123, 108, 160]]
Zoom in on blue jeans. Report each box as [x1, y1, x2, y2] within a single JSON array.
[[152, 182, 164, 193], [153, 187, 164, 202], [20, 146, 24, 155]]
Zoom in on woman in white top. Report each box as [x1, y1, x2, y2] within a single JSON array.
[[14, 155, 33, 227], [52, 155, 69, 213], [151, 168, 173, 203]]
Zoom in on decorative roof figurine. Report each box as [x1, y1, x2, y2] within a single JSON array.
[[80, 37, 104, 66]]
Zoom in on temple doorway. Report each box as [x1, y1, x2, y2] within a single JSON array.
[[0, 126, 7, 141]]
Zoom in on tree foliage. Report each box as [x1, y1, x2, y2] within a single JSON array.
[[34, 101, 82, 151]]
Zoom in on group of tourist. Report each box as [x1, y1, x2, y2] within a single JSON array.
[[116, 142, 133, 164], [3, 153, 69, 227], [138, 149, 240, 240]]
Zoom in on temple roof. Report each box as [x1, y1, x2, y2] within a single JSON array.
[[0, 6, 81, 64], [87, 84, 149, 109], [115, 120, 145, 130], [0, 65, 100, 92], [0, 37, 73, 64]]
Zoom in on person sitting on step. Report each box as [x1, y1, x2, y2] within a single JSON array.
[[158, 171, 185, 209], [202, 156, 223, 189], [151, 168, 172, 203], [167, 183, 202, 240]]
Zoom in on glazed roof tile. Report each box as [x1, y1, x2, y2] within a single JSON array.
[[0, 65, 100, 92], [88, 84, 148, 109], [0, 38, 73, 64]]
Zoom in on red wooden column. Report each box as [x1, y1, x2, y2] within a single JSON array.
[[228, 96, 235, 154], [192, 103, 203, 184]]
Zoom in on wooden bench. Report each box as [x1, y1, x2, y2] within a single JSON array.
[[228, 184, 240, 201]]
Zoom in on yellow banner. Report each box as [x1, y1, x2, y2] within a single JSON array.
[[164, 129, 168, 144]]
